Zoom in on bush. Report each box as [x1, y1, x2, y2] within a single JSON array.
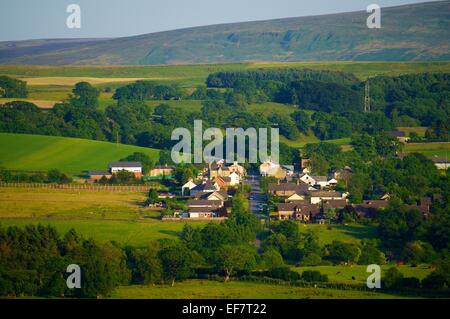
[[301, 270, 329, 283], [394, 277, 421, 290], [266, 266, 300, 282], [383, 267, 404, 289], [299, 253, 322, 266], [422, 271, 447, 290]]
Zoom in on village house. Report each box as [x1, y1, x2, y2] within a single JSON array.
[[214, 172, 240, 189], [267, 182, 310, 198], [194, 190, 228, 203], [181, 179, 197, 196], [209, 161, 245, 179], [276, 202, 320, 222], [322, 199, 349, 211], [300, 174, 337, 188], [148, 164, 174, 178], [353, 199, 390, 217], [259, 159, 287, 179], [430, 156, 450, 170], [310, 190, 348, 204], [189, 180, 220, 197], [187, 190, 229, 219]]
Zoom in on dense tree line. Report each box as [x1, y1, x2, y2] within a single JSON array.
[[0, 75, 27, 98], [0, 225, 130, 298], [205, 70, 449, 141], [113, 81, 185, 101]]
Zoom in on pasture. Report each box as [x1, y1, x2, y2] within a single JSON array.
[[0, 133, 160, 174], [110, 279, 404, 299], [404, 142, 450, 158], [297, 223, 378, 245], [0, 187, 153, 220], [292, 265, 432, 286], [0, 218, 207, 248]]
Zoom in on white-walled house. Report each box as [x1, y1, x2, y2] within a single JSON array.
[[108, 162, 142, 177], [229, 172, 240, 186], [310, 191, 349, 204], [181, 179, 197, 196]]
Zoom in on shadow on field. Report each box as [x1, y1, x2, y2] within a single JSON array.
[[334, 225, 377, 241]]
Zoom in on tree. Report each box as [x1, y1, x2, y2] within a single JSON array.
[[359, 241, 386, 265], [291, 110, 311, 133], [325, 241, 361, 264], [158, 244, 195, 286], [261, 248, 284, 268], [383, 267, 403, 290], [0, 76, 27, 98], [120, 152, 154, 175], [131, 243, 162, 284], [70, 82, 99, 108], [214, 244, 256, 282], [147, 189, 159, 205]]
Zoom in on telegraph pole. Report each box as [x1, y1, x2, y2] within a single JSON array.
[[364, 79, 371, 113]]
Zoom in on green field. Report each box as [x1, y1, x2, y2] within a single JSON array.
[[0, 187, 155, 220], [404, 142, 450, 158], [297, 224, 378, 245], [0, 133, 160, 174], [2, 61, 449, 83], [293, 265, 432, 286], [110, 279, 405, 299], [0, 218, 206, 248]]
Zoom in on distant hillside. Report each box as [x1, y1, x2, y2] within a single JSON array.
[[0, 133, 160, 174], [0, 1, 449, 65]]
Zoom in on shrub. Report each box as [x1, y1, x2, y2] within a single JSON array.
[[266, 266, 300, 282], [301, 270, 329, 283]]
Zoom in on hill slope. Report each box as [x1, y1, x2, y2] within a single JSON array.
[[0, 133, 159, 174], [0, 1, 449, 65]]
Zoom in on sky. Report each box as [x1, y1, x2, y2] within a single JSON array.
[[0, 0, 438, 41]]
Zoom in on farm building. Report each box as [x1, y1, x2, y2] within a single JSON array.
[[108, 161, 143, 177]]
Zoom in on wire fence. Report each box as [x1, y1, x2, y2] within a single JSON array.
[[0, 182, 153, 192]]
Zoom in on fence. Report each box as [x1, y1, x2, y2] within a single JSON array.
[[0, 182, 153, 192]]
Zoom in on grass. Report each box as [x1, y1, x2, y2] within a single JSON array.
[[0, 98, 59, 108], [404, 142, 450, 158], [0, 218, 207, 248], [297, 224, 378, 245], [0, 187, 153, 220], [292, 265, 432, 286], [110, 279, 405, 299], [2, 61, 450, 84], [397, 127, 428, 137], [0, 133, 160, 174]]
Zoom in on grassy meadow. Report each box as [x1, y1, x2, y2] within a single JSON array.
[[296, 224, 378, 245], [110, 279, 405, 299], [0, 133, 159, 174], [404, 142, 450, 158], [292, 265, 432, 286], [0, 218, 206, 248], [0, 187, 153, 220]]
